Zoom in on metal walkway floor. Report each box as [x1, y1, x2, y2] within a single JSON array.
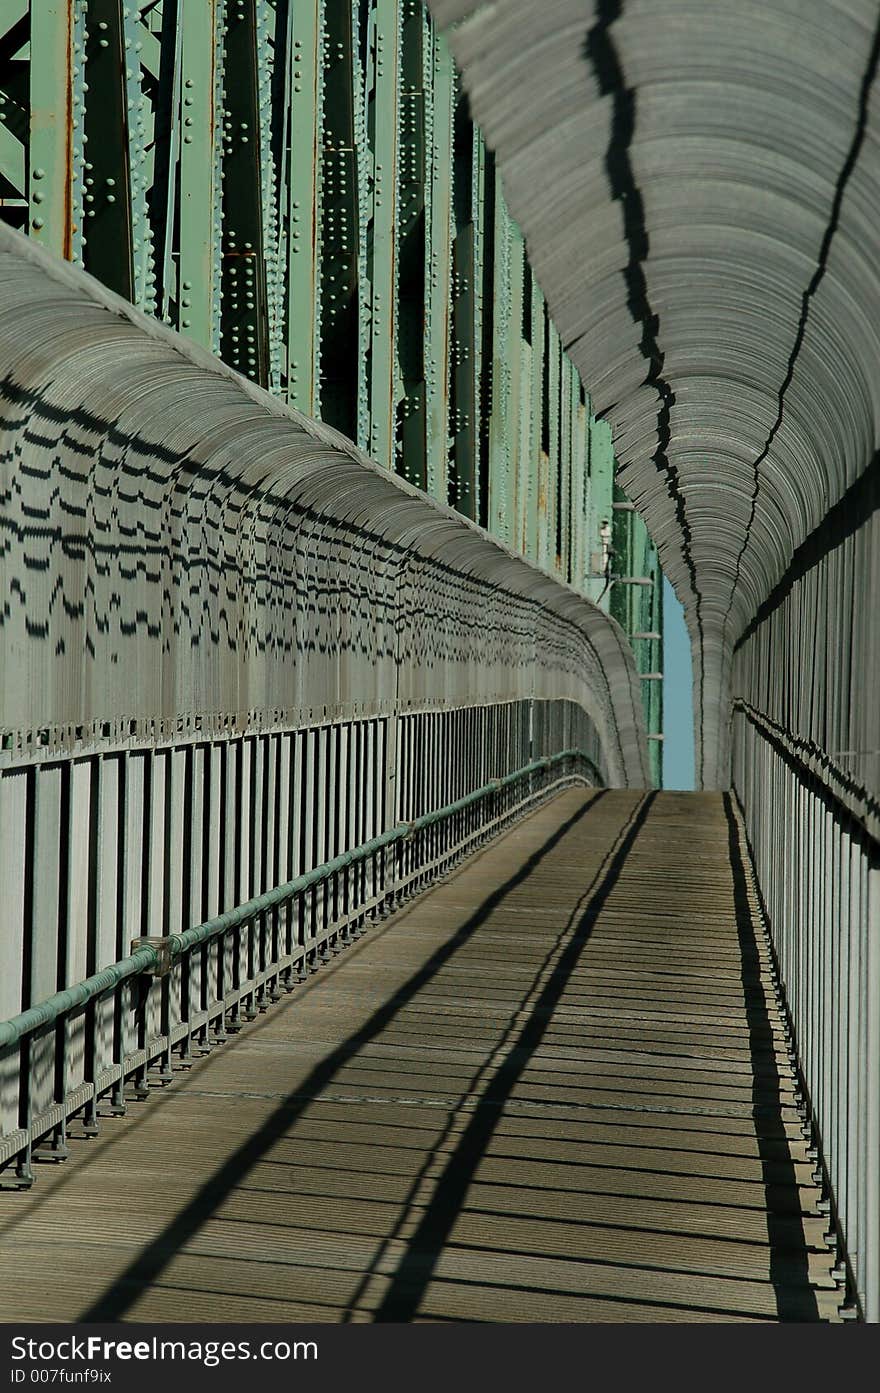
[[0, 790, 840, 1322]]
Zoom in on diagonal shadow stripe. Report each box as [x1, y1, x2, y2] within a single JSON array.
[[733, 446, 880, 652], [371, 791, 655, 1321], [581, 1, 706, 781], [720, 3, 880, 657], [78, 788, 610, 1321], [336, 792, 652, 1319], [723, 793, 819, 1321]]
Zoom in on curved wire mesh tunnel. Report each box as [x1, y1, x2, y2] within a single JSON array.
[[428, 0, 880, 1322], [0, 0, 878, 1328]]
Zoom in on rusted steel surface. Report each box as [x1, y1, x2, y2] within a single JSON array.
[[0, 791, 840, 1322]]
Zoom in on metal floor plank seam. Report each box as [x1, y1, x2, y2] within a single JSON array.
[[0, 790, 841, 1323]]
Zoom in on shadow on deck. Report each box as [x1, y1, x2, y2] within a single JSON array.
[[0, 790, 839, 1323]]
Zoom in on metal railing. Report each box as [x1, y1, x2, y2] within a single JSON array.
[[732, 700, 880, 1323], [0, 747, 596, 1187], [0, 228, 648, 1196]]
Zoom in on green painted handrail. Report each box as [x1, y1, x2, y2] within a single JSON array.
[[0, 748, 594, 1051], [0, 947, 159, 1052]]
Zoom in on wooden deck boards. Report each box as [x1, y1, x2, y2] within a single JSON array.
[[0, 790, 840, 1322]]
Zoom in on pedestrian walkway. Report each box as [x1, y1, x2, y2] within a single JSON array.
[[0, 790, 840, 1322]]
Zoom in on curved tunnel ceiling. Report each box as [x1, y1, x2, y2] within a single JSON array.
[[428, 0, 880, 787]]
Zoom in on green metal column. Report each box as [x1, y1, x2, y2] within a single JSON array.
[[449, 100, 482, 521], [285, 0, 321, 415], [649, 565, 664, 785], [487, 176, 513, 544], [354, 0, 372, 449], [559, 353, 572, 584], [255, 0, 283, 391], [513, 249, 533, 558], [546, 316, 560, 573], [505, 219, 524, 549], [221, 0, 270, 385], [586, 416, 614, 610], [368, 0, 401, 469], [469, 124, 485, 523], [536, 305, 551, 569], [29, 0, 82, 262], [424, 26, 454, 503], [179, 0, 224, 352], [81, 1, 133, 300], [569, 374, 588, 591], [121, 1, 157, 315], [318, 0, 359, 436], [474, 144, 495, 530], [394, 0, 427, 488], [524, 277, 542, 563], [149, 1, 181, 325], [0, 0, 664, 672]]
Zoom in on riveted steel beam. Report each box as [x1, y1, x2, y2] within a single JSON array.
[[177, 0, 223, 351], [448, 90, 479, 520], [394, 0, 427, 489], [0, 1, 659, 677], [29, 0, 82, 260], [423, 26, 453, 503], [0, 217, 651, 1175], [367, 0, 401, 469], [81, 1, 133, 300], [283, 0, 321, 414], [317, 0, 359, 437], [220, 0, 270, 384]]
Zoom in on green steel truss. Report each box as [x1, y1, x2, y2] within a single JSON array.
[[611, 487, 664, 787], [0, 0, 664, 773]]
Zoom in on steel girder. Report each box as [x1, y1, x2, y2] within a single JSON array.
[[0, 0, 664, 686], [0, 221, 648, 781]]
